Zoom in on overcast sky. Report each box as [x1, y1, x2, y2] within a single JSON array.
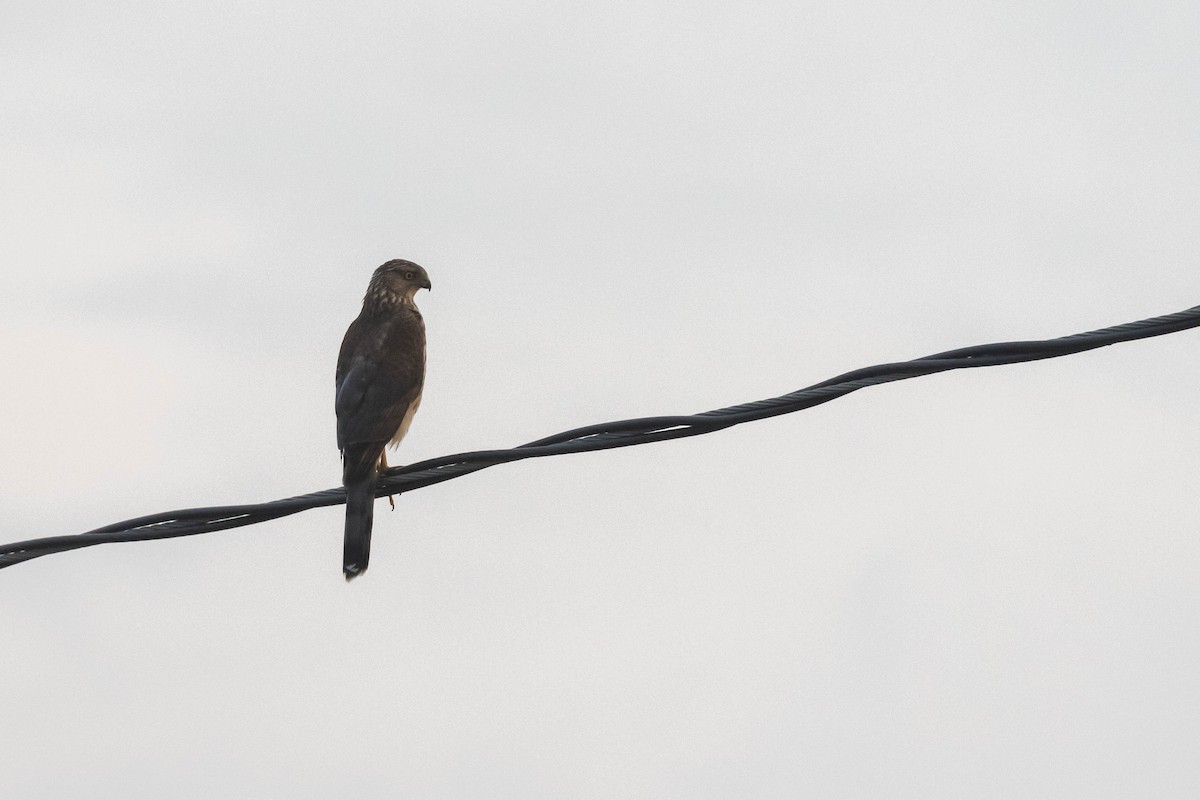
[[3, 2, 1199, 797]]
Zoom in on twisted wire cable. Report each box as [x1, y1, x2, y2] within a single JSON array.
[[3, 303, 1198, 570]]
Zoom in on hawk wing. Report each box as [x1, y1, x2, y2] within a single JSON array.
[[335, 311, 426, 454]]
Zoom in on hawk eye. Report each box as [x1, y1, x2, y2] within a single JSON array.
[[404, 271, 415, 280]]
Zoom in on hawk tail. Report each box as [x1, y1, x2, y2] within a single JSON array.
[[342, 445, 380, 581]]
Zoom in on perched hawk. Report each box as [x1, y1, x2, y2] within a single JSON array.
[[335, 259, 431, 580]]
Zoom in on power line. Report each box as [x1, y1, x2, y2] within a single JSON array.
[[3, 303, 1199, 570]]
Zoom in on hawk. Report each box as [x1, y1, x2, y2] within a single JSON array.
[[336, 259, 431, 580]]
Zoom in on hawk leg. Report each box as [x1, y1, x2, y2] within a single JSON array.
[[380, 451, 395, 510]]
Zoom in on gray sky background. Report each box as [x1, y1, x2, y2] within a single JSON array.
[[3, 2, 1199, 797]]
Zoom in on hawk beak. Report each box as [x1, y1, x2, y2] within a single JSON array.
[[422, 278, 432, 291]]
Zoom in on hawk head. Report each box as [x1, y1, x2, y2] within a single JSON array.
[[365, 259, 432, 307]]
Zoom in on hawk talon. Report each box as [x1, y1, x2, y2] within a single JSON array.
[[379, 452, 399, 510]]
